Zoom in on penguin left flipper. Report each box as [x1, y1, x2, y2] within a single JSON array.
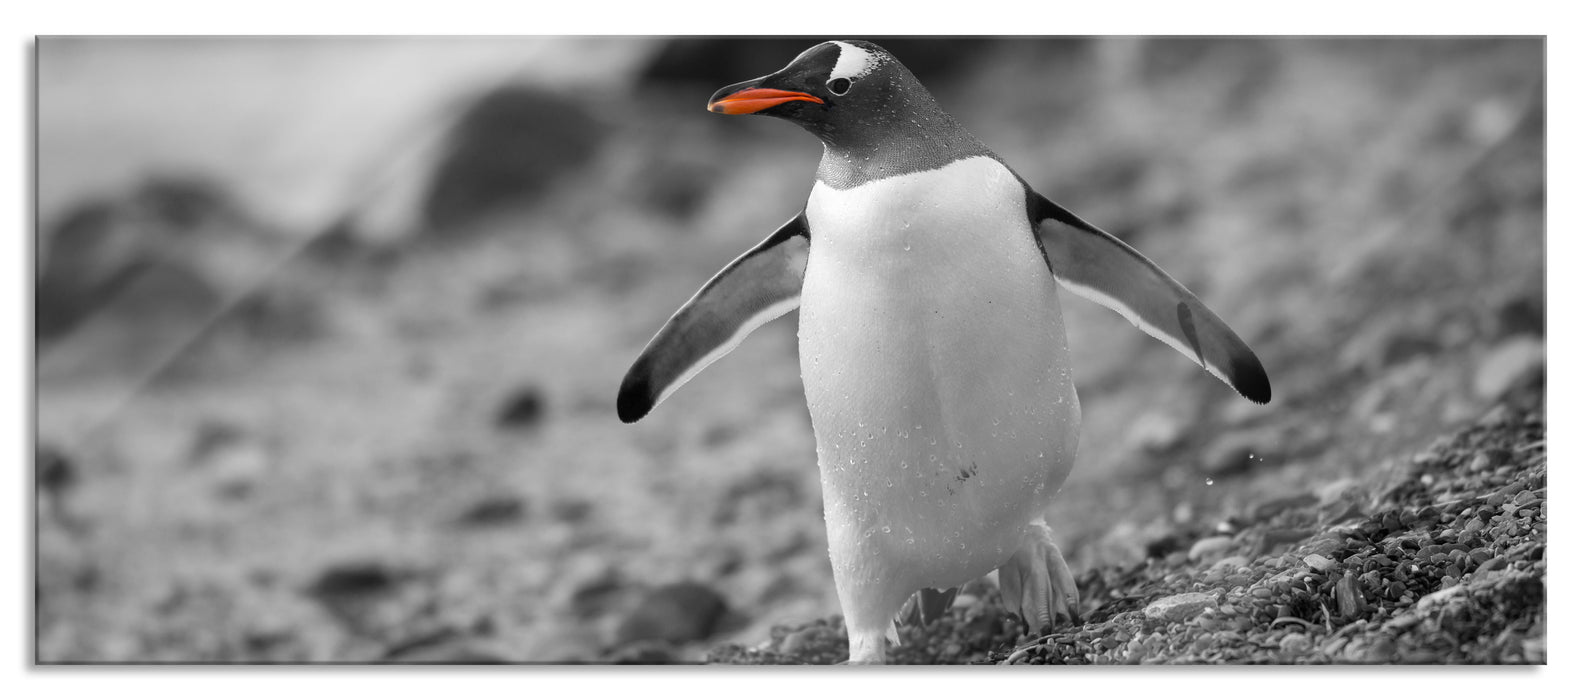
[[996, 520, 1082, 633], [617, 213, 811, 423], [1025, 189, 1272, 404]]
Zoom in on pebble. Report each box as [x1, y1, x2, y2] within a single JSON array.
[[495, 385, 547, 430], [1469, 452, 1492, 473], [1475, 555, 1509, 575], [1145, 592, 1219, 623], [1302, 554, 1337, 572], [1280, 633, 1312, 653], [1210, 555, 1250, 572], [1335, 570, 1363, 619], [614, 582, 729, 645], [1126, 411, 1186, 454], [1474, 337, 1544, 399], [1201, 428, 1281, 476], [1189, 536, 1236, 561], [1365, 638, 1396, 663]]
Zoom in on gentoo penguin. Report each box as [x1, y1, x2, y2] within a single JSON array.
[[617, 40, 1270, 664]]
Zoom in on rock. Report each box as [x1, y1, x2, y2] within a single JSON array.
[[423, 86, 603, 232], [1200, 427, 1281, 476], [495, 386, 546, 430], [549, 497, 594, 524], [1494, 292, 1544, 339], [1302, 554, 1336, 572], [37, 444, 76, 496], [1188, 535, 1236, 561], [1279, 632, 1312, 654], [568, 570, 627, 620], [1144, 592, 1218, 623], [1315, 478, 1360, 506], [1144, 533, 1183, 559], [1339, 316, 1440, 374], [614, 582, 729, 645], [605, 640, 680, 664], [1251, 493, 1319, 521], [305, 562, 405, 601], [1335, 570, 1363, 619], [1125, 411, 1186, 454], [1474, 337, 1544, 400], [382, 631, 508, 663], [1364, 638, 1396, 663], [303, 561, 413, 625], [1475, 555, 1510, 576], [188, 419, 248, 463], [208, 442, 271, 500], [1468, 452, 1492, 473], [451, 494, 527, 528], [1210, 555, 1250, 572]]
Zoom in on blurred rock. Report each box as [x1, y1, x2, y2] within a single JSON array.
[[1200, 427, 1281, 476], [1339, 316, 1440, 374], [1315, 478, 1361, 506], [1250, 493, 1318, 521], [37, 175, 258, 341], [614, 582, 729, 645], [450, 494, 528, 528], [1125, 411, 1186, 454], [604, 639, 680, 664], [37, 443, 81, 530], [382, 630, 507, 663], [209, 443, 271, 501], [1494, 292, 1544, 339], [188, 420, 249, 464], [1474, 336, 1544, 400], [549, 497, 593, 524], [1093, 517, 1175, 566], [303, 562, 411, 622], [187, 420, 272, 500], [638, 37, 1022, 89], [37, 443, 76, 498], [423, 85, 604, 233], [495, 386, 546, 430], [568, 569, 627, 620], [1209, 555, 1250, 572], [1144, 533, 1183, 559], [1188, 536, 1235, 562], [714, 471, 805, 525]]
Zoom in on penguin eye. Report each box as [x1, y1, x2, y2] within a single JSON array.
[[827, 77, 852, 96]]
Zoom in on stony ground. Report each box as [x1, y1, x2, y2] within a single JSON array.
[[36, 38, 1545, 665], [710, 378, 1546, 664]]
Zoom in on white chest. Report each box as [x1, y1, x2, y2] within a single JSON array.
[[797, 156, 1082, 586]]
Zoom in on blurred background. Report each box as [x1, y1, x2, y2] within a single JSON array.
[[35, 36, 1543, 663]]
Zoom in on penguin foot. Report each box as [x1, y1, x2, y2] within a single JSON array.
[[996, 520, 1081, 633], [845, 624, 894, 664], [897, 586, 960, 628]]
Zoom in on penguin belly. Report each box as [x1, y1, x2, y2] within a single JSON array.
[[799, 156, 1082, 630]]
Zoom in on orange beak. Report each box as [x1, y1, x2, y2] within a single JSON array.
[[708, 88, 824, 115]]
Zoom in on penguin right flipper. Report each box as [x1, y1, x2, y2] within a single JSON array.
[[1026, 189, 1271, 404], [617, 213, 811, 423]]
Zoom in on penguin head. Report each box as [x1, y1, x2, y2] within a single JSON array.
[[708, 40, 937, 145]]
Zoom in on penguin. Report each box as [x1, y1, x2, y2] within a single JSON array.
[[617, 40, 1270, 664]]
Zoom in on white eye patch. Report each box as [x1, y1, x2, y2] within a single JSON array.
[[829, 41, 879, 81]]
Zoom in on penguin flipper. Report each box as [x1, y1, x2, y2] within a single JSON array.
[[1026, 190, 1271, 404], [617, 213, 811, 423]]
